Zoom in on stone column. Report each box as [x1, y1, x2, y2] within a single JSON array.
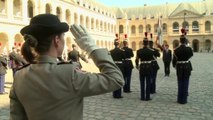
[[7, 0, 13, 19], [22, 0, 28, 21]]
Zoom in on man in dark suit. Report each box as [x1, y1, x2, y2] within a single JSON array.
[[172, 35, 193, 104], [149, 40, 160, 94], [122, 38, 134, 93], [163, 44, 172, 76], [110, 39, 125, 98], [135, 39, 155, 101]]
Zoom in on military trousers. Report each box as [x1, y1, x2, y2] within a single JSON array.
[[177, 75, 190, 104], [150, 70, 158, 94], [140, 74, 151, 100], [113, 88, 122, 98], [163, 61, 171, 76], [123, 69, 132, 92]]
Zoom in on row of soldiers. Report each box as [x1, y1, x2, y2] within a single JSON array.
[[110, 31, 193, 104], [0, 33, 192, 104]]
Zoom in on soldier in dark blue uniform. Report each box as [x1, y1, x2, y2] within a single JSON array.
[[135, 38, 155, 101], [148, 37, 160, 94], [122, 36, 134, 93], [172, 34, 193, 104], [110, 39, 125, 98]]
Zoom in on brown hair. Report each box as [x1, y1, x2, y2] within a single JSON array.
[[21, 33, 61, 63]]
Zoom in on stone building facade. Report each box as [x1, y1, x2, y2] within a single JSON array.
[[0, 0, 213, 55], [0, 0, 117, 55]]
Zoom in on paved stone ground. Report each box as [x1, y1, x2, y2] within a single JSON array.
[[1, 53, 213, 120]]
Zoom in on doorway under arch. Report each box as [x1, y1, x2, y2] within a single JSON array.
[[205, 39, 211, 52], [192, 39, 199, 52]]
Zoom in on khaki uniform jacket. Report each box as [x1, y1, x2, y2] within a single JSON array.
[[10, 49, 124, 120]]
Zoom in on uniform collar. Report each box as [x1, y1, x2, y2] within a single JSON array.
[[36, 55, 58, 64]]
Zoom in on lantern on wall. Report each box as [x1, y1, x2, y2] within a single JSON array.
[[18, 43, 21, 46], [14, 42, 17, 46]]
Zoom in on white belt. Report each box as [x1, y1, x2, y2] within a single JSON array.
[[177, 61, 189, 64], [114, 61, 123, 64], [141, 61, 152, 64]]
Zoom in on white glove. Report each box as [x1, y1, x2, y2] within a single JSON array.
[[70, 24, 99, 56]]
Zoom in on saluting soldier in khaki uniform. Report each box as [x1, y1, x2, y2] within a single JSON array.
[[9, 14, 124, 120]]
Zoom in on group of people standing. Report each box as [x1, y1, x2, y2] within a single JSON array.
[[0, 47, 27, 95], [110, 32, 193, 104]]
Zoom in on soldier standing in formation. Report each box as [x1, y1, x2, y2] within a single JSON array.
[[122, 35, 134, 93], [172, 33, 193, 104], [135, 33, 155, 101], [148, 33, 160, 94], [110, 37, 125, 98], [67, 44, 88, 69]]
